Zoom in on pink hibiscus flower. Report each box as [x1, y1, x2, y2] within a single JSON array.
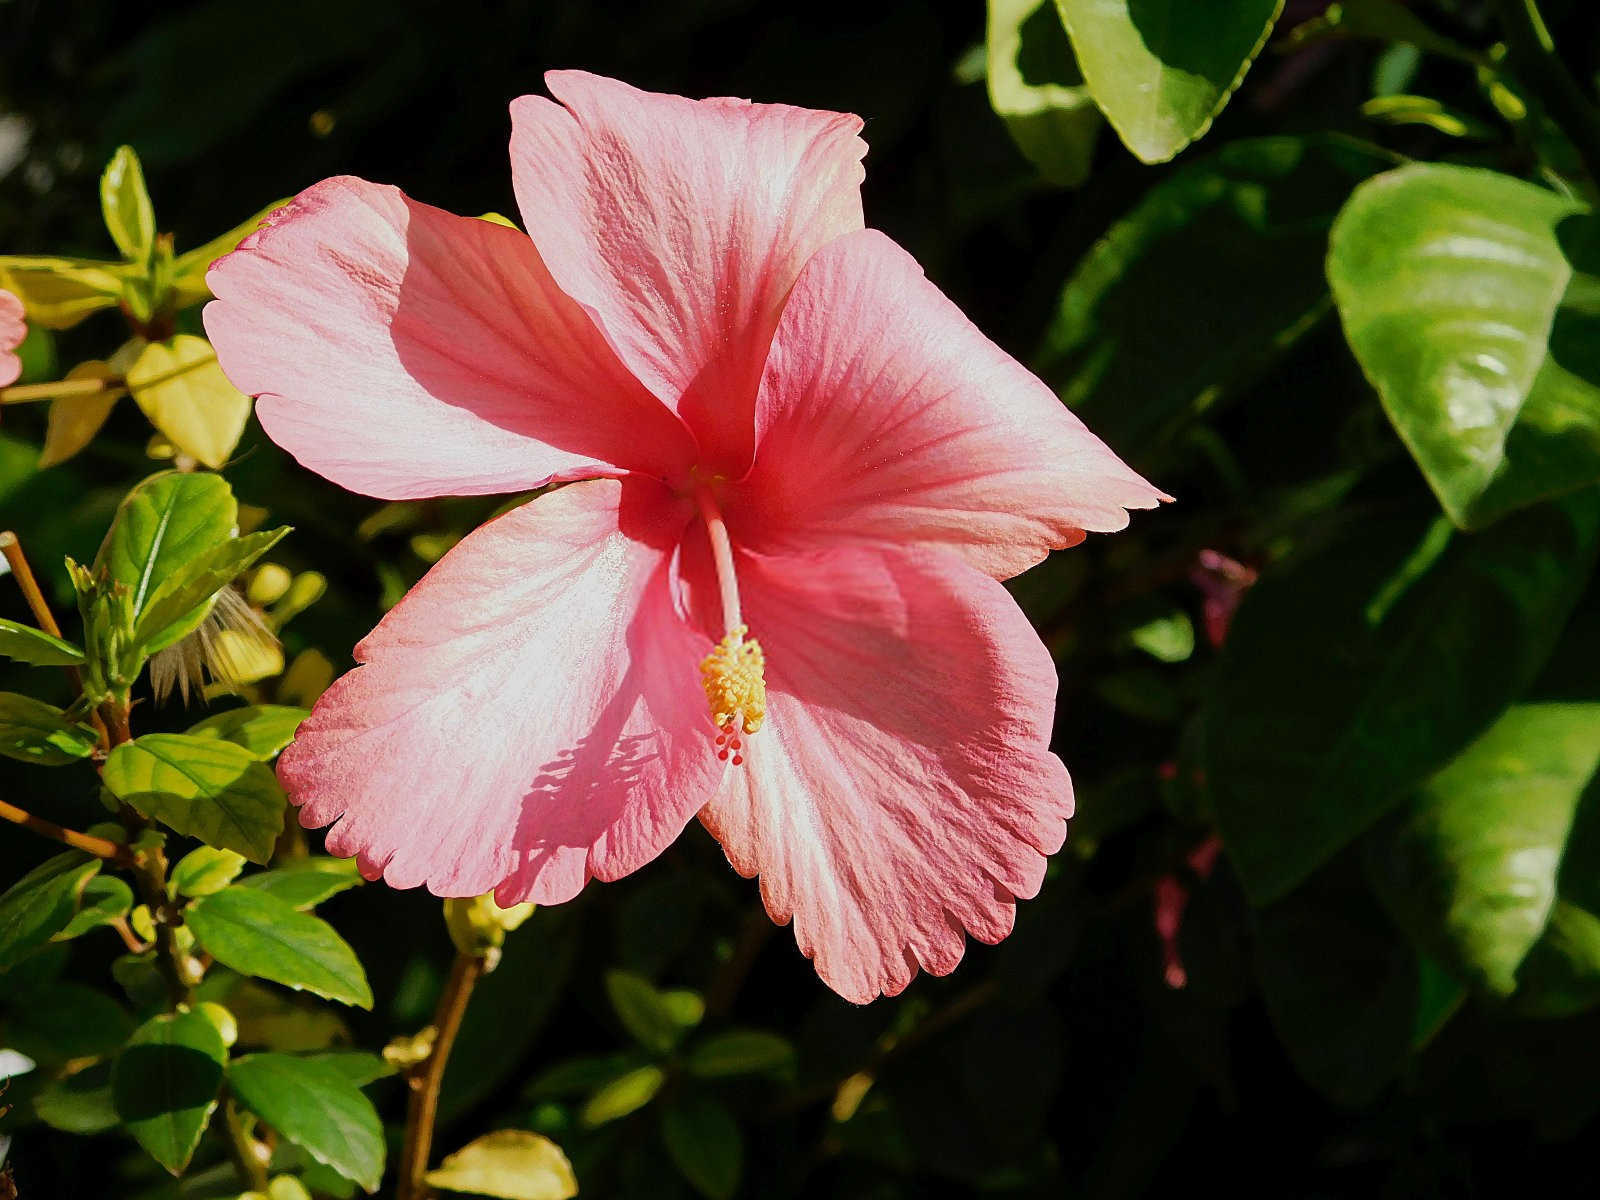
[[205, 71, 1165, 1002], [0, 289, 25, 387]]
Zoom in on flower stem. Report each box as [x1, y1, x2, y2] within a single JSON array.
[[396, 951, 486, 1200], [0, 797, 132, 864], [1492, 0, 1600, 184], [0, 376, 126, 404]]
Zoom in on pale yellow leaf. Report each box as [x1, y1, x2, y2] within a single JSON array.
[[0, 256, 127, 329], [424, 1130, 578, 1200], [38, 361, 120, 468], [125, 334, 250, 468]]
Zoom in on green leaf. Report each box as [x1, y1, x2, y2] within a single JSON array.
[[0, 693, 99, 765], [125, 335, 253, 469], [423, 1130, 578, 1200], [0, 255, 126, 329], [1129, 611, 1195, 662], [605, 970, 703, 1053], [0, 617, 86, 666], [1056, 0, 1283, 163], [227, 1053, 385, 1192], [170, 846, 248, 898], [527, 1053, 652, 1098], [660, 1095, 743, 1200], [135, 527, 289, 653], [34, 1061, 120, 1134], [1039, 136, 1396, 460], [97, 470, 238, 619], [683, 1031, 797, 1079], [1329, 164, 1600, 528], [112, 1009, 226, 1174], [0, 852, 100, 962], [986, 0, 1101, 187], [1512, 900, 1600, 1017], [1205, 493, 1600, 903], [580, 1065, 665, 1128], [187, 887, 372, 1008], [101, 145, 157, 263], [236, 857, 363, 910], [1369, 704, 1600, 995], [57, 874, 134, 938], [187, 704, 309, 760], [104, 733, 286, 864], [301, 1050, 394, 1087]]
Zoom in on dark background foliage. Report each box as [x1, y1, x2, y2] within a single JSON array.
[[3, 0, 1600, 1196]]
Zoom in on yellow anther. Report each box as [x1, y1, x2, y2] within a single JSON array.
[[699, 625, 767, 736]]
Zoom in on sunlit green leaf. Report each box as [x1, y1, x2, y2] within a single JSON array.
[[580, 1065, 664, 1127], [97, 470, 237, 617], [1056, 0, 1283, 162], [0, 618, 86, 667], [56, 875, 134, 939], [186, 704, 308, 760], [0, 255, 126, 329], [0, 693, 98, 765], [986, 0, 1100, 186], [0, 852, 100, 962], [1329, 164, 1600, 528], [101, 145, 157, 263], [135, 526, 288, 653], [112, 1008, 226, 1174], [227, 1053, 385, 1192], [236, 856, 363, 910], [104, 733, 286, 864], [187, 887, 372, 1008], [170, 846, 248, 898]]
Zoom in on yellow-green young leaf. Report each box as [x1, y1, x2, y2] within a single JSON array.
[[236, 856, 362, 910], [660, 1096, 743, 1200], [580, 1065, 665, 1127], [0, 852, 100, 961], [0, 692, 98, 765], [112, 1009, 226, 1174], [0, 255, 126, 329], [97, 470, 238, 614], [0, 618, 86, 667], [1328, 164, 1600, 528], [684, 1031, 796, 1079], [169, 846, 248, 898], [476, 212, 520, 228], [424, 1130, 578, 1200], [38, 361, 122, 468], [186, 704, 308, 760], [125, 335, 251, 468], [1057, 0, 1283, 163], [187, 887, 373, 1008], [103, 734, 286, 864], [987, 0, 1101, 187], [226, 1053, 385, 1192], [170, 200, 288, 310], [101, 146, 157, 263]]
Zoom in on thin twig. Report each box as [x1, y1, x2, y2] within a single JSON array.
[[0, 797, 132, 864], [0, 531, 93, 715], [0, 377, 125, 405], [397, 951, 486, 1200], [220, 1093, 270, 1192]]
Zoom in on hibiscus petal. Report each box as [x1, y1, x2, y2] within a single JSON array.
[[508, 71, 867, 475], [280, 477, 721, 903], [205, 176, 697, 499], [695, 538, 1073, 1004], [730, 229, 1168, 581], [0, 288, 24, 387]]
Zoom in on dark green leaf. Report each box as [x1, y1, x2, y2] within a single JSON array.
[[660, 1095, 743, 1200], [0, 617, 86, 666], [227, 1053, 385, 1192], [605, 970, 702, 1054], [1512, 901, 1600, 1017], [33, 1061, 120, 1134], [136, 526, 289, 653], [187, 704, 308, 760], [986, 0, 1100, 187], [3, 981, 135, 1062], [0, 692, 99, 765], [1369, 704, 1600, 995], [112, 1009, 226, 1174], [1206, 493, 1600, 903], [104, 733, 286, 864], [187, 887, 372, 1008], [1039, 136, 1396, 460], [236, 856, 363, 910], [1057, 0, 1283, 162], [527, 1053, 651, 1098], [1329, 164, 1600, 527], [0, 852, 100, 962], [684, 1031, 796, 1079]]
